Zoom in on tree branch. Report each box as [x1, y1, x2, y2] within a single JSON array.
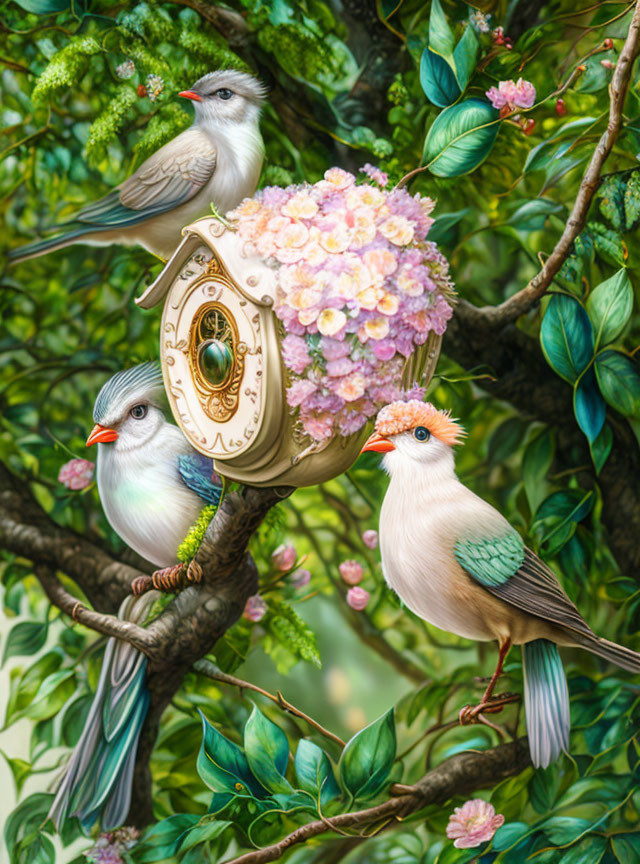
[[34, 566, 156, 654], [194, 658, 346, 748], [469, 1, 640, 329], [220, 740, 531, 864]]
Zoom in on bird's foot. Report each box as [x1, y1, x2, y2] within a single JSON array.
[[131, 575, 154, 596], [151, 563, 188, 593], [459, 691, 520, 725]]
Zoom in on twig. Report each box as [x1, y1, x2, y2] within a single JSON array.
[[471, 1, 640, 329], [220, 739, 531, 864], [34, 566, 155, 654], [194, 658, 346, 747]]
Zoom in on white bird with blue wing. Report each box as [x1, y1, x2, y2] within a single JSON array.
[[10, 70, 265, 263], [50, 362, 222, 831], [362, 400, 640, 769]]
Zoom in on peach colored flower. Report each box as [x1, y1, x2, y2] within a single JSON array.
[[346, 186, 385, 210], [233, 198, 262, 218], [397, 271, 424, 297], [364, 317, 390, 340], [379, 215, 414, 246], [274, 246, 304, 264], [268, 215, 291, 233], [336, 372, 366, 402], [357, 286, 385, 311], [446, 799, 504, 849], [323, 167, 355, 190], [317, 308, 347, 336], [283, 192, 319, 219], [288, 287, 323, 310], [299, 307, 321, 326], [279, 263, 317, 294], [276, 222, 309, 249], [363, 248, 398, 278], [378, 293, 399, 316], [319, 225, 351, 254], [255, 232, 277, 257]]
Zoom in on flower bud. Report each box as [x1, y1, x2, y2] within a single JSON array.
[[271, 544, 297, 571], [603, 38, 613, 49], [555, 98, 567, 117], [339, 560, 364, 585], [362, 530, 379, 549], [346, 586, 370, 611], [243, 594, 267, 622], [290, 568, 311, 589]]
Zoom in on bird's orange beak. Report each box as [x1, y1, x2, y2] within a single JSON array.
[[178, 90, 202, 102], [361, 432, 395, 454], [86, 424, 118, 447]]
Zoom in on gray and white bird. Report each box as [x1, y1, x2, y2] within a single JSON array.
[[49, 362, 221, 833], [9, 70, 266, 263]]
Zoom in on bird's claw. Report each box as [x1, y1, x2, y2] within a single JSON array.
[[459, 692, 520, 725], [131, 575, 154, 596], [151, 563, 188, 592]]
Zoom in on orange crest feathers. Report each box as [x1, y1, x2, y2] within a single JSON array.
[[374, 400, 465, 446]]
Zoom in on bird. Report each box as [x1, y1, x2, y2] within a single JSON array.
[[49, 362, 222, 831], [361, 399, 640, 769], [9, 69, 266, 264]]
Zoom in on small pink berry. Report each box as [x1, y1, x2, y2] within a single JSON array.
[[58, 458, 94, 491], [603, 38, 613, 49], [600, 59, 615, 70], [346, 586, 370, 611], [555, 98, 567, 116], [243, 594, 267, 622], [271, 544, 297, 571], [362, 530, 379, 549], [289, 568, 311, 589], [137, 84, 147, 97], [339, 560, 364, 585], [523, 118, 536, 135]]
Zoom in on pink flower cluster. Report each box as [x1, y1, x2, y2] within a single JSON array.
[[446, 799, 504, 849], [58, 458, 94, 490], [84, 827, 139, 864], [229, 167, 454, 441], [486, 78, 536, 112]]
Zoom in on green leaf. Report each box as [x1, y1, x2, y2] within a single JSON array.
[[507, 198, 564, 232], [420, 49, 460, 108], [133, 814, 200, 863], [12, 0, 74, 12], [3, 621, 48, 663], [428, 208, 469, 245], [264, 597, 321, 669], [612, 833, 640, 864], [590, 423, 613, 474], [522, 427, 555, 513], [594, 350, 640, 417], [423, 99, 499, 177], [492, 822, 530, 851], [452, 25, 478, 90], [574, 367, 606, 443], [4, 793, 54, 864], [540, 294, 594, 384], [338, 709, 396, 801], [244, 704, 292, 794], [590, 222, 626, 267], [294, 739, 341, 805], [598, 176, 626, 230], [178, 818, 232, 853], [541, 816, 592, 845], [586, 269, 633, 348], [623, 172, 640, 230], [24, 669, 75, 722], [197, 711, 265, 798], [560, 835, 607, 864], [428, 0, 455, 61]]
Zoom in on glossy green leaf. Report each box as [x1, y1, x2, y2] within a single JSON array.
[[294, 739, 341, 805], [12, 0, 74, 12], [560, 836, 607, 864], [420, 49, 460, 108], [3, 621, 48, 663], [522, 427, 555, 513], [197, 711, 264, 797], [590, 423, 613, 474], [428, 208, 469, 246], [4, 792, 54, 864], [541, 816, 592, 845], [244, 704, 292, 794], [428, 0, 455, 61], [590, 222, 626, 266], [507, 198, 564, 232], [574, 367, 606, 443], [595, 350, 640, 417], [339, 709, 396, 801], [623, 171, 640, 230], [177, 818, 232, 853], [423, 99, 499, 177], [534, 489, 593, 526], [612, 833, 640, 864], [586, 269, 633, 348], [452, 25, 478, 90], [24, 670, 75, 722], [492, 822, 530, 851], [540, 294, 594, 384], [133, 814, 200, 863]]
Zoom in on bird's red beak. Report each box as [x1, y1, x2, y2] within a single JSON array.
[[86, 424, 118, 447], [178, 90, 202, 102], [361, 432, 395, 454]]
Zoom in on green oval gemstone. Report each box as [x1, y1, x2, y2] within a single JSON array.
[[198, 339, 233, 386]]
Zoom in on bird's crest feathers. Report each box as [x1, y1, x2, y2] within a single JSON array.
[[93, 362, 166, 425], [375, 400, 465, 446]]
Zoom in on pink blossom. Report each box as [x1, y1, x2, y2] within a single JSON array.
[[84, 828, 139, 864], [272, 544, 297, 571], [346, 586, 370, 610], [281, 334, 312, 374], [339, 560, 364, 585], [446, 799, 505, 849], [243, 594, 267, 622], [289, 568, 311, 589], [360, 164, 388, 187], [362, 530, 378, 549], [58, 458, 94, 490], [287, 379, 317, 407], [486, 77, 536, 112]]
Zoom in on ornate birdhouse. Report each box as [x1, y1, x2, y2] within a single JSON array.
[[137, 174, 454, 487]]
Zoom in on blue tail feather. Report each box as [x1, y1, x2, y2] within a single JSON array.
[[7, 228, 97, 262], [522, 639, 570, 769]]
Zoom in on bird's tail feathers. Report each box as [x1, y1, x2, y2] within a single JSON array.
[[573, 633, 640, 674], [8, 228, 94, 264], [48, 592, 157, 833], [523, 639, 570, 769]]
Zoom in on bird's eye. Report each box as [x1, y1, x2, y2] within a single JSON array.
[[215, 88, 233, 100], [414, 426, 431, 442], [130, 404, 147, 420]]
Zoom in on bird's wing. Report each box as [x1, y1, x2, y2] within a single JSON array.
[[72, 128, 217, 227], [178, 452, 222, 505], [454, 531, 595, 640]]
